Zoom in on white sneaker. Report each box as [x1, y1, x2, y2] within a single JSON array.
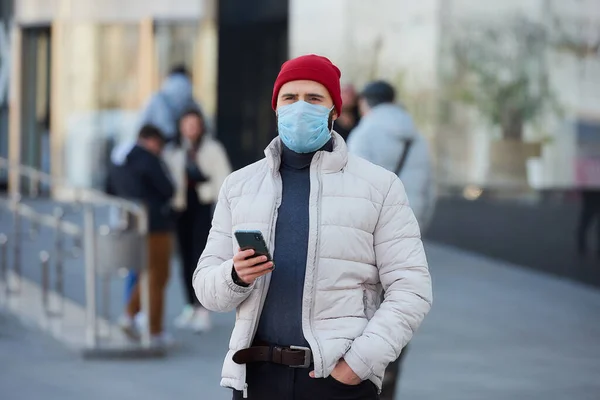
[[190, 308, 212, 333], [118, 315, 140, 341], [150, 332, 176, 348], [174, 305, 196, 329], [135, 311, 147, 329]]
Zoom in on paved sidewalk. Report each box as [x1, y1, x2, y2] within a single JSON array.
[[399, 244, 600, 400], [0, 199, 599, 399]]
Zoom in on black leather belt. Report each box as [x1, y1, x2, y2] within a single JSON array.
[[232, 345, 313, 368]]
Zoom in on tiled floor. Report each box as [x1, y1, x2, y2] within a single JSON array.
[[1, 204, 599, 400]]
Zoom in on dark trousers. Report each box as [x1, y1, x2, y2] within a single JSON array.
[[233, 362, 379, 400], [175, 187, 213, 306], [577, 190, 600, 254]]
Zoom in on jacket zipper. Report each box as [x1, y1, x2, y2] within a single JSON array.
[[243, 172, 282, 398], [302, 154, 325, 375]]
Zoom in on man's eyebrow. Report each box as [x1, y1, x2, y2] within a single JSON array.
[[280, 93, 298, 98], [306, 93, 325, 99]]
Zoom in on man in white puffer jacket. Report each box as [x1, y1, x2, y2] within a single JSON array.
[[193, 54, 432, 400]]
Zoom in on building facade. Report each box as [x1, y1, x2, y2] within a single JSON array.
[[289, 0, 600, 195], [5, 0, 599, 199], [8, 0, 218, 199]]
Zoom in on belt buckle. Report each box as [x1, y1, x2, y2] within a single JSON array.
[[289, 346, 312, 368]]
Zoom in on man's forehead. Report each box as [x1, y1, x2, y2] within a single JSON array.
[[279, 80, 330, 95]]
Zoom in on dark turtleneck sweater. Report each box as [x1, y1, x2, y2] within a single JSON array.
[[255, 139, 334, 347]]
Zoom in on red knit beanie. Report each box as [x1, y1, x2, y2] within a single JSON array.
[[272, 54, 343, 114]]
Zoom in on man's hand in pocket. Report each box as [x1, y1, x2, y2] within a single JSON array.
[[310, 359, 361, 385]]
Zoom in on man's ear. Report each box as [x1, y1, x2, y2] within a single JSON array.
[[332, 109, 339, 121]]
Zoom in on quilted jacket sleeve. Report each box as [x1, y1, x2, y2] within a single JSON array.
[[344, 177, 432, 381], [193, 178, 254, 312]]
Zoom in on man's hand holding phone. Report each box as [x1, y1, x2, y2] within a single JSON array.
[[232, 249, 274, 286]]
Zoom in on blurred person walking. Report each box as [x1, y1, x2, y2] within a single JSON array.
[[163, 109, 232, 333], [333, 83, 361, 141], [194, 55, 432, 399], [347, 80, 436, 400], [107, 125, 175, 347], [110, 65, 202, 319], [577, 189, 600, 256], [138, 65, 202, 143]]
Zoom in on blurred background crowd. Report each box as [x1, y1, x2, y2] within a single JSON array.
[[2, 0, 600, 283], [0, 0, 599, 399]]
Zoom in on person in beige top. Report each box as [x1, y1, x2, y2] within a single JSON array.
[[163, 109, 231, 333]]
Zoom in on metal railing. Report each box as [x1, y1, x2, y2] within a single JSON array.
[[0, 157, 156, 356], [0, 157, 146, 219]]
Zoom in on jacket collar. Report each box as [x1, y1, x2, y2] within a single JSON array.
[[264, 131, 348, 174]]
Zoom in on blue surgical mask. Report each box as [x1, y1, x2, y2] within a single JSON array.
[[277, 101, 333, 153]]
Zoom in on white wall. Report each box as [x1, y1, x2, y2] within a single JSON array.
[[289, 0, 442, 136], [449, 0, 543, 21], [290, 0, 600, 190], [289, 0, 350, 73], [290, 0, 440, 88], [445, 0, 600, 189]]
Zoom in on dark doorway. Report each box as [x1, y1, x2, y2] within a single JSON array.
[[20, 26, 51, 195], [217, 0, 288, 170], [0, 0, 14, 191], [20, 27, 51, 171]]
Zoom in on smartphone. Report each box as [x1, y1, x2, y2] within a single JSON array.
[[234, 230, 273, 264]]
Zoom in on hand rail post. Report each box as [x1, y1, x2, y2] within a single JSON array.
[[10, 194, 22, 295], [0, 234, 7, 303], [40, 251, 50, 317], [29, 170, 39, 198], [54, 207, 65, 317], [83, 205, 98, 349]]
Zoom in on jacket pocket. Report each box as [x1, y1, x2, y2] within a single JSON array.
[[362, 286, 368, 317], [362, 284, 379, 320]]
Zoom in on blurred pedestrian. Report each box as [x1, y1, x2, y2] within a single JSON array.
[[577, 189, 600, 256], [333, 83, 361, 141], [193, 55, 432, 399], [347, 80, 437, 399], [163, 109, 232, 333], [138, 65, 202, 143], [348, 80, 436, 232], [110, 65, 202, 318], [108, 125, 175, 347]]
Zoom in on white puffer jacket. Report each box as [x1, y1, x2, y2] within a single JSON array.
[[347, 104, 437, 232], [163, 137, 232, 209], [193, 132, 432, 395]]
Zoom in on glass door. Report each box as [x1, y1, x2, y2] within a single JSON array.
[[153, 21, 199, 85], [20, 27, 51, 194], [152, 19, 218, 123], [51, 22, 142, 195], [21, 27, 51, 170], [0, 0, 14, 191]]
